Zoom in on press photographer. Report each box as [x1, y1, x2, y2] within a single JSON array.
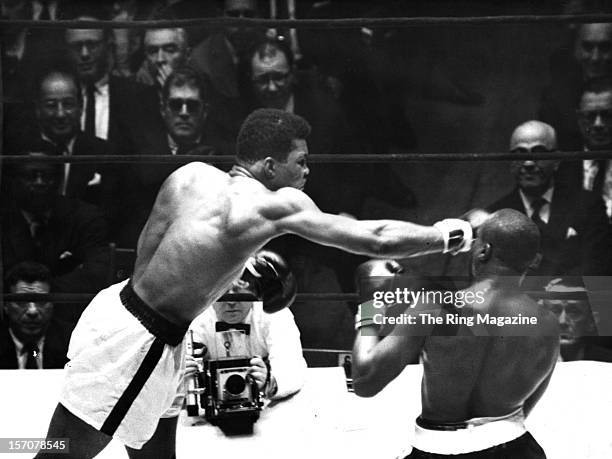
[[185, 250, 307, 403]]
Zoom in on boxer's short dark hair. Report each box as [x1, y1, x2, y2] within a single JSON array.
[[236, 108, 311, 163]]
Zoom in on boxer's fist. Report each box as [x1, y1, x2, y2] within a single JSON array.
[[244, 251, 297, 313]]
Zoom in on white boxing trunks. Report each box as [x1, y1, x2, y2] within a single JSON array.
[[60, 279, 189, 449], [412, 408, 527, 455]]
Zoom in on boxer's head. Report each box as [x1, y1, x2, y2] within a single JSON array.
[[471, 209, 540, 278], [542, 277, 598, 346], [236, 108, 311, 191], [509, 121, 559, 198]]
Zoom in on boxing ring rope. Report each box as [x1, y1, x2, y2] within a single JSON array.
[[2, 11, 612, 307], [2, 290, 592, 304], [1, 13, 612, 29], [3, 150, 612, 164]]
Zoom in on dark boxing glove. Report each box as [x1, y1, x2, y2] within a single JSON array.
[[354, 259, 404, 330], [243, 251, 297, 313]]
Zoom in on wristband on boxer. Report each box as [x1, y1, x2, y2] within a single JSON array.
[[433, 219, 473, 254], [355, 302, 378, 330]]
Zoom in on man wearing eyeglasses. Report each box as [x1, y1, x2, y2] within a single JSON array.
[[0, 261, 72, 370], [63, 8, 161, 157], [486, 120, 612, 285], [116, 67, 216, 248]]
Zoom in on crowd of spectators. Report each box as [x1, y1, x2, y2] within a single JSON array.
[[2, 0, 612, 360]]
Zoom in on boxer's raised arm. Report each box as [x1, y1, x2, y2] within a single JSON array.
[[273, 188, 472, 258], [352, 333, 423, 397]]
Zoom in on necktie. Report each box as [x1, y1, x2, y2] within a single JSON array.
[[215, 322, 251, 335], [85, 83, 96, 137], [57, 143, 70, 196], [531, 197, 548, 233], [23, 342, 39, 369], [30, 215, 46, 245]]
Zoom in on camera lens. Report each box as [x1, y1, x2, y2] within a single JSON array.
[[225, 374, 246, 395]]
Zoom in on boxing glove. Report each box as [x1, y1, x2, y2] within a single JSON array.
[[433, 218, 474, 255], [243, 251, 297, 314], [460, 208, 490, 236], [354, 259, 403, 329]]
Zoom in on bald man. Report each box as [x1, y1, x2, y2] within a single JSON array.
[[352, 209, 560, 458], [487, 121, 612, 283]]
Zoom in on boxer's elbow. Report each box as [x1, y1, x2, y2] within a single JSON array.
[[353, 376, 383, 398]]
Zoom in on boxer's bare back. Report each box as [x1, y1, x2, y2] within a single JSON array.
[[131, 162, 446, 326], [421, 283, 559, 422]]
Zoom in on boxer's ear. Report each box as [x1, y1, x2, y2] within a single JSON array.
[[477, 243, 492, 263], [263, 157, 276, 178]]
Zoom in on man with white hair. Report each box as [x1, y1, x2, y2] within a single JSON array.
[[487, 120, 611, 283]]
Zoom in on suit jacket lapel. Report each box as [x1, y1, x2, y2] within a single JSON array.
[[0, 324, 19, 369]]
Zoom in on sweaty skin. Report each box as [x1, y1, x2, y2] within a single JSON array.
[[132, 162, 446, 326], [353, 279, 559, 421]]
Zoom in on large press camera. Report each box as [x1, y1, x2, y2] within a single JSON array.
[[186, 335, 263, 432]]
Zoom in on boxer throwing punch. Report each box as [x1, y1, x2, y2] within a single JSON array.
[[352, 209, 560, 458], [39, 108, 482, 458]]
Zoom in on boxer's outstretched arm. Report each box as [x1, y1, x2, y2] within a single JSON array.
[[274, 189, 446, 258]]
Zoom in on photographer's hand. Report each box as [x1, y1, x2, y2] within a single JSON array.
[[248, 356, 268, 390], [185, 355, 199, 378]]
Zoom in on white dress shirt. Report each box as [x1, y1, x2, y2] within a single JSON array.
[[81, 78, 110, 140], [189, 303, 307, 400], [9, 329, 45, 369], [519, 186, 554, 224]]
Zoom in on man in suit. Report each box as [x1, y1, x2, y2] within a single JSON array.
[[487, 120, 612, 287], [26, 63, 117, 213], [0, 261, 72, 369], [539, 22, 612, 151], [63, 9, 162, 157], [190, 0, 264, 149], [2, 150, 111, 324], [117, 67, 215, 248], [574, 79, 612, 220]]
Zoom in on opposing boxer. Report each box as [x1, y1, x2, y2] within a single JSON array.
[[352, 209, 560, 458], [38, 108, 481, 458]]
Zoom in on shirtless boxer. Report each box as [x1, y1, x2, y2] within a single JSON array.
[[352, 209, 560, 458], [38, 108, 480, 458]]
